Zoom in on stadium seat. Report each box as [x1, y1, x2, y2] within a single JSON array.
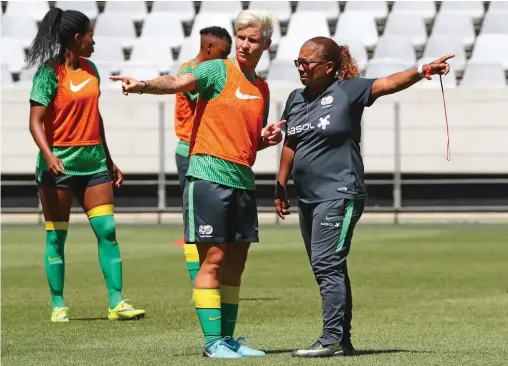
[[344, 1, 388, 22], [439, 1, 485, 21], [286, 12, 331, 40], [190, 13, 234, 40], [460, 61, 507, 88], [391, 1, 436, 22], [365, 58, 412, 78], [294, 1, 340, 22], [488, 1, 508, 12], [19, 66, 37, 82], [103, 1, 147, 22], [151, 0, 195, 23], [266, 59, 302, 91], [2, 64, 13, 85], [274, 37, 306, 61], [198, 1, 243, 21], [55, 1, 99, 20], [335, 12, 378, 49], [92, 63, 114, 86], [480, 10, 508, 35], [469, 34, 508, 69], [422, 35, 467, 72], [373, 36, 416, 69], [334, 37, 368, 72], [4, 1, 50, 21], [270, 20, 282, 48], [94, 13, 137, 47], [119, 66, 161, 81], [1, 37, 26, 73], [0, 16, 38, 48], [383, 13, 427, 48], [248, 1, 292, 23], [176, 38, 201, 63], [431, 13, 476, 48], [141, 13, 185, 49], [256, 52, 271, 75], [127, 39, 173, 73], [91, 37, 126, 72]]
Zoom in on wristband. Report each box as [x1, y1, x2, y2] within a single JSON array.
[[418, 64, 432, 80], [138, 81, 148, 94]]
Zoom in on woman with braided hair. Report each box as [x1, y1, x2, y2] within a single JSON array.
[[275, 36, 453, 357]]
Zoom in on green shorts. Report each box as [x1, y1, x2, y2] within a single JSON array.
[[35, 168, 111, 192], [183, 177, 259, 244]]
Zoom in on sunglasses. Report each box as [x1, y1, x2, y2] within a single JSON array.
[[293, 59, 329, 67]]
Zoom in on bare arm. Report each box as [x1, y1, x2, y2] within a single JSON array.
[[110, 73, 197, 95], [99, 114, 113, 164], [371, 55, 454, 100], [274, 139, 296, 219], [29, 103, 64, 176], [99, 113, 123, 187]]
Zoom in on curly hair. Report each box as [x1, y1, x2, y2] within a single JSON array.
[[305, 37, 360, 80]]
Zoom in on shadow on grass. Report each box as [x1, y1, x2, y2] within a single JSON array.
[[265, 349, 426, 356], [240, 297, 278, 302], [72, 317, 109, 321]]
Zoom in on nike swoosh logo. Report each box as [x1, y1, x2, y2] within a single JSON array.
[[70, 77, 92, 92], [325, 216, 338, 221], [208, 316, 221, 321], [235, 87, 260, 100], [48, 256, 62, 261]]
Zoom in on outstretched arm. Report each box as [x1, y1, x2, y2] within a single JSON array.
[[110, 73, 197, 95], [371, 55, 454, 100]]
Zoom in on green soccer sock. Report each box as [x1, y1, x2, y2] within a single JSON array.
[[45, 222, 68, 310], [194, 288, 222, 348], [221, 285, 240, 338], [88, 205, 123, 309], [184, 244, 200, 286]]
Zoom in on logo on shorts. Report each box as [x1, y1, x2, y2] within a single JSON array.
[[198, 225, 214, 238], [321, 221, 341, 228]]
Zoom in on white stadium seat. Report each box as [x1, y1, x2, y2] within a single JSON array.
[[286, 12, 331, 41], [488, 1, 508, 12], [199, 1, 243, 21], [431, 13, 476, 48], [2, 64, 13, 85], [190, 13, 234, 40], [141, 13, 185, 49], [0, 16, 38, 48], [55, 1, 99, 20], [119, 66, 161, 81], [4, 1, 50, 21], [365, 58, 412, 78], [176, 38, 201, 63], [248, 1, 292, 23], [19, 66, 38, 82], [266, 59, 302, 91], [480, 11, 508, 35], [334, 37, 368, 72], [335, 12, 378, 49], [151, 1, 195, 23], [103, 1, 147, 22], [460, 62, 507, 89], [439, 1, 485, 22], [373, 36, 416, 69], [274, 37, 306, 62], [295, 1, 340, 21], [1, 37, 26, 73], [256, 52, 271, 75], [423, 35, 467, 72], [91, 37, 126, 72], [383, 13, 427, 48], [469, 34, 508, 69], [94, 13, 137, 47], [344, 1, 388, 21], [127, 39, 173, 73], [391, 1, 436, 22]]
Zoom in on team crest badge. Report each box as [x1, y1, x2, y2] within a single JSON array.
[[321, 96, 333, 106]]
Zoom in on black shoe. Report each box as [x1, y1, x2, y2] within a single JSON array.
[[341, 339, 356, 356], [292, 340, 343, 358]]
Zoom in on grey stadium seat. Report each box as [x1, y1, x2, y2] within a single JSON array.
[[470, 34, 508, 69], [4, 1, 50, 21], [383, 13, 427, 48], [335, 11, 378, 49], [151, 1, 195, 23], [286, 12, 331, 40], [199, 1, 243, 21], [295, 1, 340, 22], [439, 1, 484, 22], [103, 1, 147, 22], [460, 62, 507, 89], [373, 36, 416, 69], [344, 1, 388, 22], [1, 16, 38, 48], [391, 1, 436, 23], [56, 1, 99, 20], [274, 37, 306, 62], [2, 64, 13, 85], [90, 37, 126, 72], [127, 39, 174, 73], [141, 13, 185, 49], [365, 58, 412, 78], [480, 11, 508, 35], [94, 13, 137, 47], [431, 12, 476, 48]]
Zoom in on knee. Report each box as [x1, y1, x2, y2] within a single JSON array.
[[90, 215, 116, 242]]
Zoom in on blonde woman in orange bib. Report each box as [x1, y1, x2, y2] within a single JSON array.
[[112, 9, 284, 359], [28, 8, 145, 323]]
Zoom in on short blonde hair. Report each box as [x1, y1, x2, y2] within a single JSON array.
[[235, 9, 275, 41]]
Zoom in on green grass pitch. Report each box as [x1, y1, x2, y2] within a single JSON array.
[[2, 223, 507, 365]]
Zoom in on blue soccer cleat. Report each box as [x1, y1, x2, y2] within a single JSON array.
[[203, 339, 242, 358], [225, 337, 266, 357]]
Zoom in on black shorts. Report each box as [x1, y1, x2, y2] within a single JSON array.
[[35, 168, 112, 192], [183, 177, 259, 244], [175, 153, 190, 193]]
